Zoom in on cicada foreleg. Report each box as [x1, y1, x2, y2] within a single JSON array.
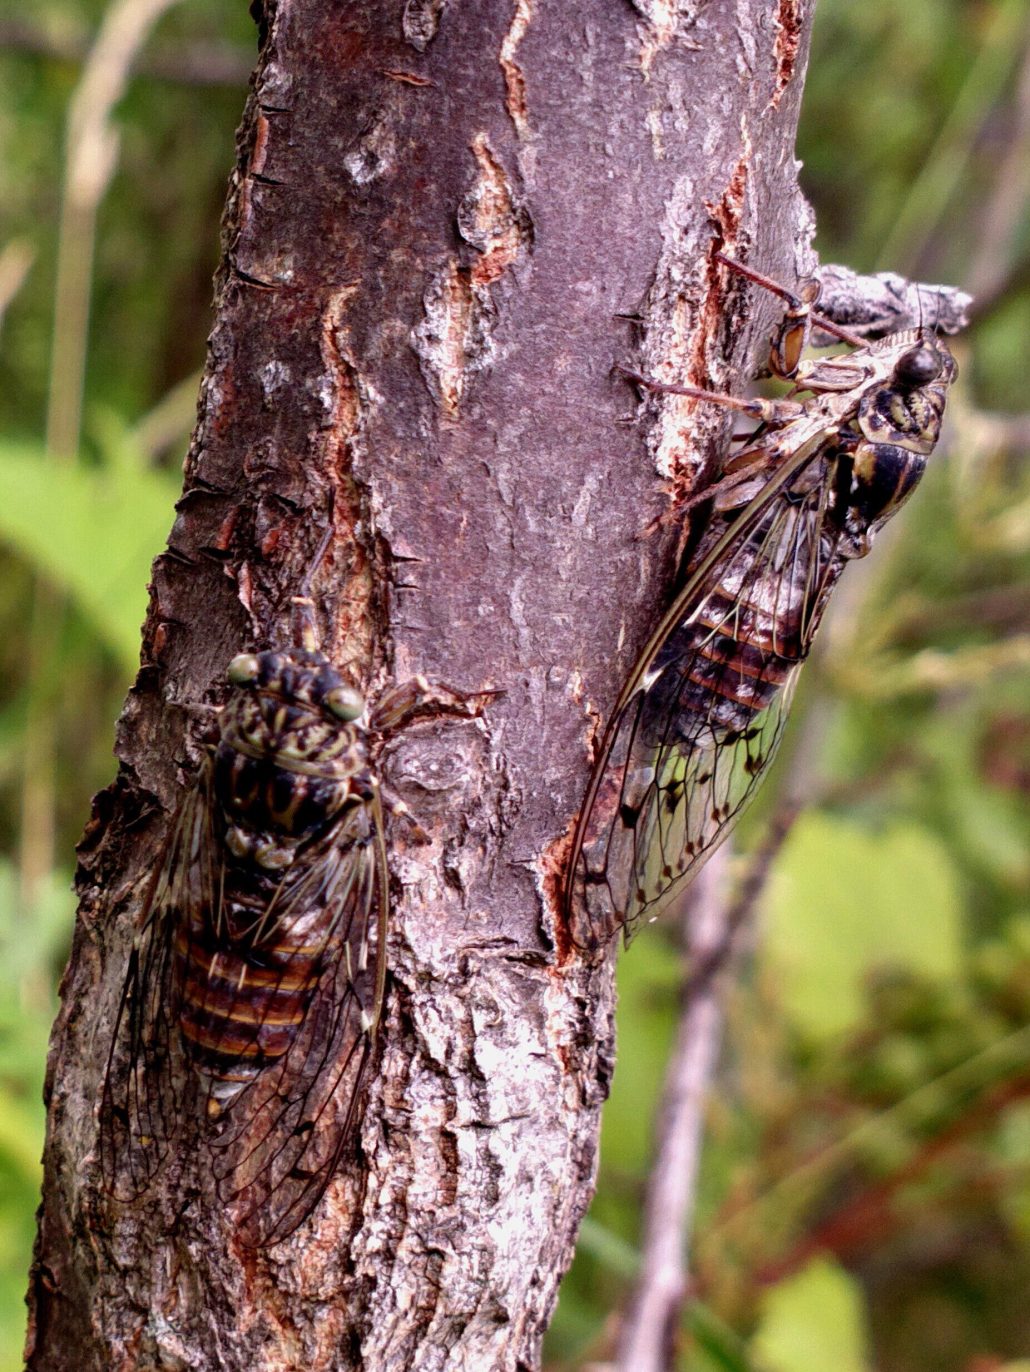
[[370, 676, 500, 735], [713, 250, 866, 380], [616, 364, 805, 426]]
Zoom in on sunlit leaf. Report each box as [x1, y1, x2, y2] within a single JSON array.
[[752, 1257, 870, 1372], [0, 441, 177, 672], [762, 814, 964, 1039]]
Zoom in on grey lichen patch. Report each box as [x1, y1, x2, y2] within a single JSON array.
[[412, 263, 487, 417], [633, 0, 702, 75], [402, 0, 446, 51], [637, 135, 753, 496], [317, 288, 376, 665], [343, 111, 397, 186], [413, 138, 531, 416], [258, 359, 292, 402], [648, 286, 709, 482]]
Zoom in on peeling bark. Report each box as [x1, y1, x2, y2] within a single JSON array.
[[28, 2, 820, 1368]]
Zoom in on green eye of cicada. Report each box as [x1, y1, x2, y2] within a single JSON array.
[[325, 686, 364, 721], [227, 654, 261, 686]]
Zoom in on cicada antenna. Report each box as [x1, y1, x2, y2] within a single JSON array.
[[290, 514, 336, 652], [916, 282, 933, 341]]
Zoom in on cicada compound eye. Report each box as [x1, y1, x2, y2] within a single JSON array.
[[894, 345, 942, 389], [227, 653, 261, 686], [325, 686, 365, 722]]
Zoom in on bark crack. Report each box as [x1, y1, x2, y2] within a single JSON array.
[[412, 137, 531, 416], [499, 0, 532, 140], [769, 0, 804, 111]]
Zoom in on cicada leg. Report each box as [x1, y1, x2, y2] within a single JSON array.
[[769, 277, 822, 381], [713, 251, 866, 369], [370, 677, 500, 735], [616, 364, 805, 425]]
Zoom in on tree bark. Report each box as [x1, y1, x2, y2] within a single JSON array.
[[28, 2, 818, 1368]]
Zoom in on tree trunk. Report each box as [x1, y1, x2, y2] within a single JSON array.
[[28, 2, 818, 1367]]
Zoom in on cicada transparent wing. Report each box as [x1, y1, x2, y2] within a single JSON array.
[[205, 798, 388, 1247], [567, 307, 957, 952], [567, 431, 844, 950], [99, 770, 215, 1200]]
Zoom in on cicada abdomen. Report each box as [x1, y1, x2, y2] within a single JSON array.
[[101, 646, 390, 1246], [566, 260, 957, 951]]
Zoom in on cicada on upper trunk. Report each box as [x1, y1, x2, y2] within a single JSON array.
[[565, 255, 957, 950], [100, 556, 489, 1246]]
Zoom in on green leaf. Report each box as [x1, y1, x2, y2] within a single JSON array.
[[762, 814, 964, 1039], [752, 1257, 870, 1372], [0, 440, 178, 672]]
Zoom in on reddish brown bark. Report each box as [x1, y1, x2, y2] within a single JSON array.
[[28, 2, 819, 1367]]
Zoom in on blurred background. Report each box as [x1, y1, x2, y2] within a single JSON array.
[[0, 2, 1028, 1369]]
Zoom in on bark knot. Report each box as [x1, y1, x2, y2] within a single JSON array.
[[402, 0, 445, 51]]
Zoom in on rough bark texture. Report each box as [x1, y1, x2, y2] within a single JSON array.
[[28, 2, 818, 1368]]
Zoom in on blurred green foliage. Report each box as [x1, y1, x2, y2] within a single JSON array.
[[0, 1, 1028, 1370]]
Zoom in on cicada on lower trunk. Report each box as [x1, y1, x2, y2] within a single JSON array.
[[101, 625, 488, 1247], [565, 255, 957, 950]]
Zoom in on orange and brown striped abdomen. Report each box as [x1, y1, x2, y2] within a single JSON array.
[[175, 900, 337, 1084]]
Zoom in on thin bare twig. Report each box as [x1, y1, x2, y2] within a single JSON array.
[[0, 239, 35, 339], [615, 806, 799, 1372], [965, 37, 1030, 310], [0, 19, 251, 88], [47, 0, 187, 461], [812, 265, 971, 340], [876, 0, 1028, 275]]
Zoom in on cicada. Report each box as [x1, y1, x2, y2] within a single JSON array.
[[565, 254, 957, 950], [100, 557, 488, 1246]]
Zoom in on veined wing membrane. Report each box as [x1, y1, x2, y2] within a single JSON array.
[[203, 796, 387, 1247], [99, 767, 216, 1198], [567, 430, 843, 949]]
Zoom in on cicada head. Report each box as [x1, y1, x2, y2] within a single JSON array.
[[216, 649, 372, 849], [223, 648, 366, 752], [858, 332, 957, 457], [838, 332, 957, 556]]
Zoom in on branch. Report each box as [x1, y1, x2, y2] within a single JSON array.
[[812, 265, 972, 341], [0, 19, 252, 88]]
